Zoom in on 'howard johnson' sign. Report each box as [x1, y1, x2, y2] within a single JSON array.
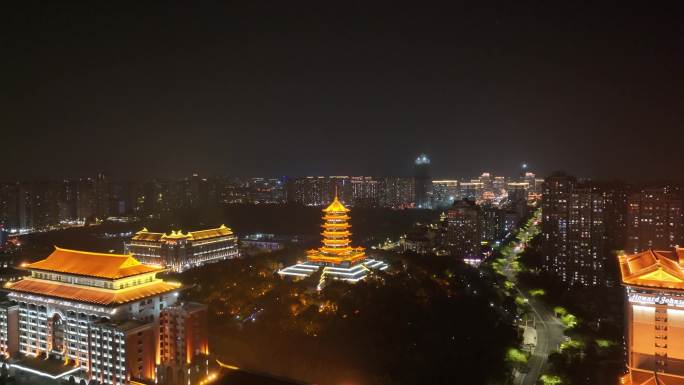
[[629, 292, 684, 308]]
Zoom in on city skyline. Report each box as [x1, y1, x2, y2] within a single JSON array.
[[3, 3, 684, 384], [3, 3, 684, 181]]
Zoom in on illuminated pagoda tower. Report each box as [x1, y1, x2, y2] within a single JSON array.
[[278, 194, 387, 288]]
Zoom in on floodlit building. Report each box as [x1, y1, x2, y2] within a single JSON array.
[[619, 248, 684, 385], [278, 194, 387, 288], [0, 247, 208, 385], [125, 225, 239, 272]]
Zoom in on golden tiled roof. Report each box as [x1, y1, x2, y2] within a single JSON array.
[[26, 247, 162, 279], [619, 248, 684, 289], [133, 225, 233, 242], [188, 224, 233, 240], [6, 278, 180, 306], [131, 229, 165, 241], [322, 196, 350, 213], [162, 230, 189, 239]]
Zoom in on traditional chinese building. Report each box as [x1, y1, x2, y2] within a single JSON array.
[[125, 224, 238, 272], [619, 247, 684, 385], [0, 247, 208, 385], [278, 194, 387, 288]]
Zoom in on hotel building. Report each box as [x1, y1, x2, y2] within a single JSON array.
[[0, 247, 208, 385], [278, 194, 387, 289], [125, 225, 238, 272], [619, 248, 684, 384]]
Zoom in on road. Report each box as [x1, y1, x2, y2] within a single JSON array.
[[517, 289, 565, 385], [500, 213, 565, 385]]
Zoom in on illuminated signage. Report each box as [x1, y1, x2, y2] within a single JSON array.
[[629, 293, 684, 308]]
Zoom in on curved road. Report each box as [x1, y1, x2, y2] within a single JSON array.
[[501, 216, 565, 385]]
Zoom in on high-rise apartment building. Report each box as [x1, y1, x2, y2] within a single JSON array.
[[350, 177, 379, 207], [379, 177, 415, 209], [626, 188, 683, 254], [541, 174, 607, 286], [443, 199, 482, 258]]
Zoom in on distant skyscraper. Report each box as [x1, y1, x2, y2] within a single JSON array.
[[414, 154, 432, 209]]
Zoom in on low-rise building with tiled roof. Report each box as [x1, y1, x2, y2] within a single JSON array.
[[125, 224, 239, 272]]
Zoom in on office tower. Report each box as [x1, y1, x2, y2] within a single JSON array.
[[619, 248, 684, 384], [278, 194, 387, 288], [126, 225, 239, 272], [541, 173, 607, 286], [443, 199, 482, 258], [626, 188, 683, 254], [414, 154, 432, 209], [1, 247, 208, 385]]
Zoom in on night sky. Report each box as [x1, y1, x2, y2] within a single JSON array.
[[2, 2, 683, 180]]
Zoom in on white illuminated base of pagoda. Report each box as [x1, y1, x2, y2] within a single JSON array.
[[278, 259, 388, 289]]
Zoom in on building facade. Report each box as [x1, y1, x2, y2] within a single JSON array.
[[413, 154, 432, 209], [619, 248, 684, 384], [442, 199, 482, 258], [541, 174, 608, 286], [0, 247, 208, 385], [125, 225, 239, 272], [626, 188, 683, 254]]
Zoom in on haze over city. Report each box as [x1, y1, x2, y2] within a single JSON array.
[[3, 2, 684, 180]]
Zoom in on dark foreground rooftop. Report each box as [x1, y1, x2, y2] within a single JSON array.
[[216, 368, 308, 385]]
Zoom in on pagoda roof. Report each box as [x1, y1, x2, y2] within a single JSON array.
[[619, 248, 684, 289], [25, 247, 163, 280], [322, 196, 350, 213], [6, 278, 180, 306]]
